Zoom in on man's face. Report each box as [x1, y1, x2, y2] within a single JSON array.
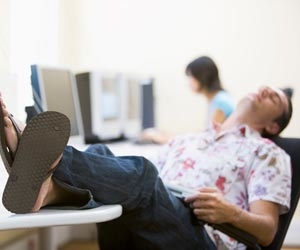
[[238, 86, 289, 126]]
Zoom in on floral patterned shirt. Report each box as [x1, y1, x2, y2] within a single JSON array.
[[151, 124, 291, 250]]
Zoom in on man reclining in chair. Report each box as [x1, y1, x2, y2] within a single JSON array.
[[0, 86, 293, 250]]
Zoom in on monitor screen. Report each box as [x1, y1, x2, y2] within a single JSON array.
[[101, 77, 120, 121], [30, 65, 83, 137], [126, 78, 140, 120]]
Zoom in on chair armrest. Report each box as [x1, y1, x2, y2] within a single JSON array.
[[204, 222, 261, 250]]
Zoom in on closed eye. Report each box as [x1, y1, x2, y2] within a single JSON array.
[[271, 91, 282, 105], [271, 95, 279, 104]]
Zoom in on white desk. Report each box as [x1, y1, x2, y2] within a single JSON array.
[[71, 139, 161, 158], [0, 141, 160, 230]]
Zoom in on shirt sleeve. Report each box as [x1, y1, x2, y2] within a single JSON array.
[[247, 142, 292, 214], [212, 93, 235, 118]]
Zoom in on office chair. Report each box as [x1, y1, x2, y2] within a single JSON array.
[[207, 137, 300, 250]]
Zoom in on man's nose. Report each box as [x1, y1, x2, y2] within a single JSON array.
[[260, 87, 273, 97], [260, 87, 268, 97]]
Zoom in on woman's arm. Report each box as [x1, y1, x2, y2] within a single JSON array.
[[211, 109, 227, 124]]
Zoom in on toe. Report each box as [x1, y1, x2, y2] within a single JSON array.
[[3, 113, 18, 155]]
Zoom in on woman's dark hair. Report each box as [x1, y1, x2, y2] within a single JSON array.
[[262, 89, 293, 138], [185, 56, 223, 92]]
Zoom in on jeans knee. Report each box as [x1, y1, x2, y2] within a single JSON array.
[[140, 156, 159, 179], [85, 144, 114, 156]]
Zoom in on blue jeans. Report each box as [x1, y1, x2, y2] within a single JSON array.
[[52, 144, 217, 250]]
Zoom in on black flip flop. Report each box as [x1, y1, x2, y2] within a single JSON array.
[[2, 111, 70, 214], [0, 106, 22, 174]]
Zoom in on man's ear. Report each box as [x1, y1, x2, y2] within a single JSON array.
[[264, 122, 280, 135]]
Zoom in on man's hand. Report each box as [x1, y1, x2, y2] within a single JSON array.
[[184, 187, 240, 224], [185, 187, 280, 246]]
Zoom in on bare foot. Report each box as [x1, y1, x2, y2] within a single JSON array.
[[0, 96, 24, 155], [31, 156, 62, 212]]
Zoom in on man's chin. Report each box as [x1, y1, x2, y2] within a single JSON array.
[[237, 97, 253, 107]]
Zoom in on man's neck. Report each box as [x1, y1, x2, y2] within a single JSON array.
[[218, 110, 262, 138], [218, 112, 258, 134]]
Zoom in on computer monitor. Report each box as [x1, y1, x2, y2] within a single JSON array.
[[121, 76, 155, 139], [75, 71, 123, 142], [30, 65, 84, 140], [141, 78, 155, 129]]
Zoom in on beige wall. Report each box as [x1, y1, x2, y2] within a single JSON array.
[[0, 0, 20, 116], [2, 0, 300, 136], [0, 0, 10, 72], [57, 0, 300, 136]]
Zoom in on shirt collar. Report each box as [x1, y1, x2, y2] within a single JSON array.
[[208, 122, 261, 140]]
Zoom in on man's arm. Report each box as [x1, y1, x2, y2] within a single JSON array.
[[185, 187, 279, 246]]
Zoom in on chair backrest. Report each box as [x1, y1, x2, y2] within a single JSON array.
[[261, 137, 300, 250]]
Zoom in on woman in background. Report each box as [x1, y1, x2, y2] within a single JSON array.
[[141, 56, 235, 144], [185, 56, 235, 124]]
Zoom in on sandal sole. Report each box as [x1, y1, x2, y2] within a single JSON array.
[[2, 111, 70, 214]]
